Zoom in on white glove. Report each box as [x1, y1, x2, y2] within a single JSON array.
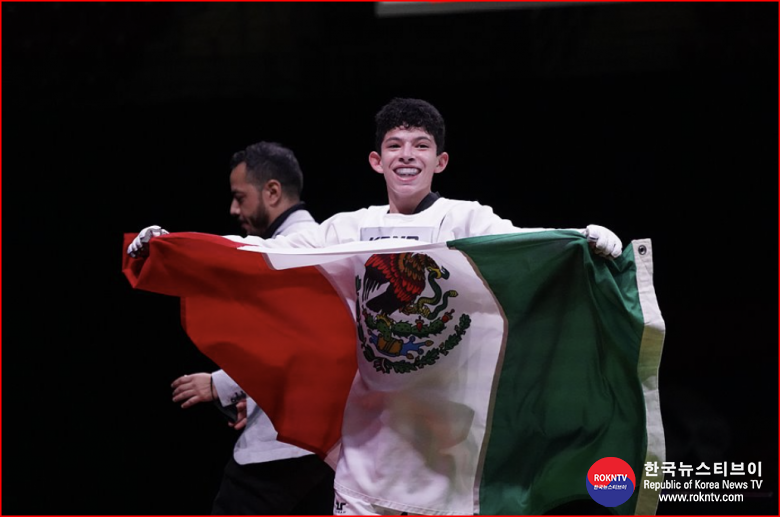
[[584, 224, 622, 259], [127, 225, 169, 258]]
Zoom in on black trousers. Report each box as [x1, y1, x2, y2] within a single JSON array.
[[211, 454, 335, 515]]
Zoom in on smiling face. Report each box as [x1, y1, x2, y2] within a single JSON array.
[[369, 127, 449, 214]]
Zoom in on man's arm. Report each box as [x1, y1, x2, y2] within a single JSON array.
[[127, 223, 326, 259], [210, 370, 246, 407], [446, 203, 623, 258], [171, 371, 243, 424]]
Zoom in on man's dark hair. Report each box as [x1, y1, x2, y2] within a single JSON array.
[[229, 149, 246, 171], [237, 142, 304, 200], [374, 98, 446, 154]]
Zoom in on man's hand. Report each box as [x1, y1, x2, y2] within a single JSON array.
[[229, 399, 248, 431], [127, 225, 169, 258], [171, 373, 215, 408], [584, 224, 622, 258]]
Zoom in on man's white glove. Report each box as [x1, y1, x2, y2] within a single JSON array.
[[127, 225, 169, 258], [584, 224, 622, 259]]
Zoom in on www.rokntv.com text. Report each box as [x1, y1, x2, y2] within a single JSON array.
[[658, 492, 744, 502]]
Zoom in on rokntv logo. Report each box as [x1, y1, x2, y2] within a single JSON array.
[[586, 457, 636, 507]]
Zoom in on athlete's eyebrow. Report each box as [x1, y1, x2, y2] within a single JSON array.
[[384, 135, 433, 144]]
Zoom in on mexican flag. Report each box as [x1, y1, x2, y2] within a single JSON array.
[[122, 230, 665, 515]]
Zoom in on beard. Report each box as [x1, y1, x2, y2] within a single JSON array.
[[245, 203, 272, 237]]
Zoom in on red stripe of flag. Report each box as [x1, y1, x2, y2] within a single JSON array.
[[122, 232, 356, 457]]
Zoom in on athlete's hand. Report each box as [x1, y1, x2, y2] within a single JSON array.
[[127, 225, 169, 258], [584, 224, 622, 259]]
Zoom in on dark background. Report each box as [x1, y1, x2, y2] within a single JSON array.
[[2, 2, 777, 515]]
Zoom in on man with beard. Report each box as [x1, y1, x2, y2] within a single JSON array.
[[169, 141, 335, 515]]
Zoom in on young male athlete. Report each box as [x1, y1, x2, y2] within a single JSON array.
[[128, 98, 623, 515]]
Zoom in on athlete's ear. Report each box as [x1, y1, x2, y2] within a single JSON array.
[[369, 151, 383, 174], [263, 179, 283, 206], [434, 152, 449, 174]]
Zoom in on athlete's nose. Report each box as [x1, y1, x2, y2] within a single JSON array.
[[400, 142, 414, 160]]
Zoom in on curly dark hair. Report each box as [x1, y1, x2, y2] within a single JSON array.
[[233, 141, 304, 200], [374, 98, 445, 154]]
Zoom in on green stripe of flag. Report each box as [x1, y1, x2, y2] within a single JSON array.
[[449, 231, 665, 515]]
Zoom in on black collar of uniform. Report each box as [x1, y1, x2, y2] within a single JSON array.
[[414, 191, 442, 214], [261, 201, 307, 239]]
